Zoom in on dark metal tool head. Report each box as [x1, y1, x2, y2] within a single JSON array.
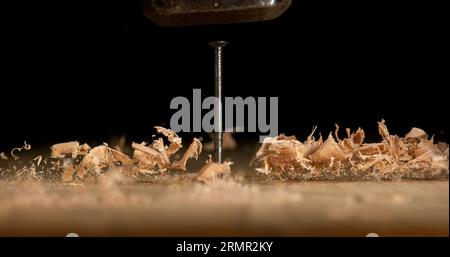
[[141, 0, 292, 26]]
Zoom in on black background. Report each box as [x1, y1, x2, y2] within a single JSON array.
[[0, 0, 447, 150], [3, 237, 450, 256]]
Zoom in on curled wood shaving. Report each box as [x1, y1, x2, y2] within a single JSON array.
[[154, 126, 182, 158], [76, 145, 111, 175], [11, 141, 31, 160], [310, 134, 346, 163], [133, 147, 158, 170], [130, 127, 201, 174], [132, 142, 170, 171], [70, 144, 135, 181], [33, 155, 42, 167], [171, 138, 203, 171], [126, 126, 184, 174], [109, 147, 134, 166]]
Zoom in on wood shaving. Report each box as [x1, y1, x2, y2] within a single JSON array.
[[2, 124, 446, 183], [130, 127, 203, 174], [253, 120, 449, 180], [76, 145, 111, 175], [195, 155, 232, 183], [0, 152, 8, 160], [11, 141, 31, 160], [171, 138, 203, 171], [125, 126, 186, 174], [51, 141, 91, 159], [33, 155, 42, 166], [405, 127, 428, 143], [154, 126, 182, 157], [132, 142, 170, 171], [109, 147, 134, 166]]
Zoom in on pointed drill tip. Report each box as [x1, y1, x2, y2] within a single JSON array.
[[209, 41, 228, 48]]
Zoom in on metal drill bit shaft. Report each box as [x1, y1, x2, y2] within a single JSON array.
[[209, 41, 228, 163]]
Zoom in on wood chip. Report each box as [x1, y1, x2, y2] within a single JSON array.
[[195, 157, 232, 183], [405, 127, 428, 142], [51, 141, 90, 159], [110, 148, 134, 166], [74, 145, 111, 177], [132, 142, 170, 171]]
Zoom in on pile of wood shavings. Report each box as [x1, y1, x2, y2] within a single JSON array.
[[0, 126, 232, 183], [1, 121, 448, 183], [252, 120, 449, 181]]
